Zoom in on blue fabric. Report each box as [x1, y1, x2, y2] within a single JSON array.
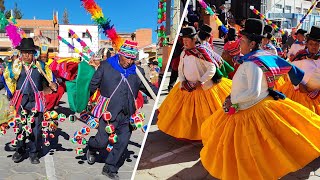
[[107, 54, 137, 78], [239, 50, 305, 86], [0, 75, 12, 98], [294, 40, 305, 45]]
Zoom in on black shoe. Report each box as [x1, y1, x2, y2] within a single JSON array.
[[102, 165, 119, 180], [30, 155, 40, 164], [12, 152, 24, 163], [86, 149, 96, 165]]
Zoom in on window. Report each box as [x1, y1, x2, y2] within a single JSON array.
[[0, 30, 6, 38], [275, 4, 282, 9], [316, 21, 320, 26], [296, 7, 301, 13], [303, 9, 308, 14], [41, 30, 58, 40], [285, 5, 291, 13]]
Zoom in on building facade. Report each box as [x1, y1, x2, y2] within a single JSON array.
[[266, 0, 320, 31]]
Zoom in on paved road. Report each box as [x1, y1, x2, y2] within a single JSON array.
[[134, 41, 320, 180], [0, 89, 154, 180]]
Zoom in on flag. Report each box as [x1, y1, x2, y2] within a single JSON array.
[[86, 29, 92, 42], [53, 11, 58, 26]]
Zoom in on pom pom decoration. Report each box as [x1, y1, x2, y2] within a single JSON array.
[[11, 139, 17, 146], [81, 126, 91, 136], [23, 125, 32, 135], [44, 140, 50, 147], [75, 147, 83, 155], [87, 118, 99, 129], [42, 121, 49, 127], [50, 111, 59, 119], [58, 113, 67, 122], [48, 121, 58, 132], [49, 133, 55, 139], [105, 124, 115, 134], [108, 133, 118, 144], [102, 111, 112, 122], [8, 119, 16, 128], [68, 114, 77, 123], [20, 118, 26, 124], [17, 134, 24, 141], [42, 131, 48, 139], [142, 124, 148, 133], [70, 137, 77, 144], [21, 109, 27, 116], [0, 129, 6, 135], [80, 112, 90, 122], [106, 144, 113, 152], [77, 138, 87, 145], [31, 108, 38, 114], [44, 111, 51, 121], [74, 131, 82, 140], [13, 127, 20, 134], [14, 116, 21, 123], [27, 117, 35, 124]]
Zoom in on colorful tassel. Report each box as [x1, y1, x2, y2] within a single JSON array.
[[108, 133, 118, 144], [106, 144, 113, 152], [105, 124, 115, 134]]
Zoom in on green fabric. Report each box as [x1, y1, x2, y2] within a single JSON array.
[[158, 57, 163, 68], [219, 60, 234, 78], [66, 61, 95, 113]]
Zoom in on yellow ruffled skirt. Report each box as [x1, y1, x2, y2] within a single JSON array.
[[279, 81, 320, 115], [200, 96, 320, 180], [157, 78, 232, 140]]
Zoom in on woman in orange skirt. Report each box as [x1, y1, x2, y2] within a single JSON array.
[[157, 26, 232, 140], [201, 19, 320, 180]]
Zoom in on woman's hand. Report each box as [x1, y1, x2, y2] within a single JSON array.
[[49, 82, 58, 92], [223, 96, 232, 113]]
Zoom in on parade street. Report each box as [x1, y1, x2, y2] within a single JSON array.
[[135, 40, 320, 180], [0, 89, 153, 180]]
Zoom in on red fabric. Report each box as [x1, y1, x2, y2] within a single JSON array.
[[50, 61, 79, 81], [171, 56, 180, 71], [136, 91, 144, 109], [44, 82, 66, 110], [224, 39, 241, 56], [228, 63, 240, 79]]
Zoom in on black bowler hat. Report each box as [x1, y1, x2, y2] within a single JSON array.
[[306, 26, 320, 41], [17, 38, 37, 52], [295, 29, 307, 35], [240, 18, 264, 40], [262, 25, 274, 39], [199, 24, 212, 35], [227, 28, 237, 37], [180, 26, 197, 38]]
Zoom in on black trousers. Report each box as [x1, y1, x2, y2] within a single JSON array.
[[88, 115, 132, 173], [168, 70, 178, 91], [16, 100, 43, 156]]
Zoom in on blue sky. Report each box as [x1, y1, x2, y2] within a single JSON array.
[[4, 0, 158, 42]]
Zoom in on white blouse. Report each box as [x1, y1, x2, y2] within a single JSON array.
[[231, 61, 269, 110], [178, 51, 216, 90], [288, 43, 305, 57], [292, 58, 320, 90]]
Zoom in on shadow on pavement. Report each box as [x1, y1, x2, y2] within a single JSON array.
[[137, 129, 202, 170], [41, 128, 73, 158], [168, 160, 217, 180]]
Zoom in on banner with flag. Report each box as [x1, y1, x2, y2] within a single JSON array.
[[53, 11, 58, 26], [85, 29, 92, 42]]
